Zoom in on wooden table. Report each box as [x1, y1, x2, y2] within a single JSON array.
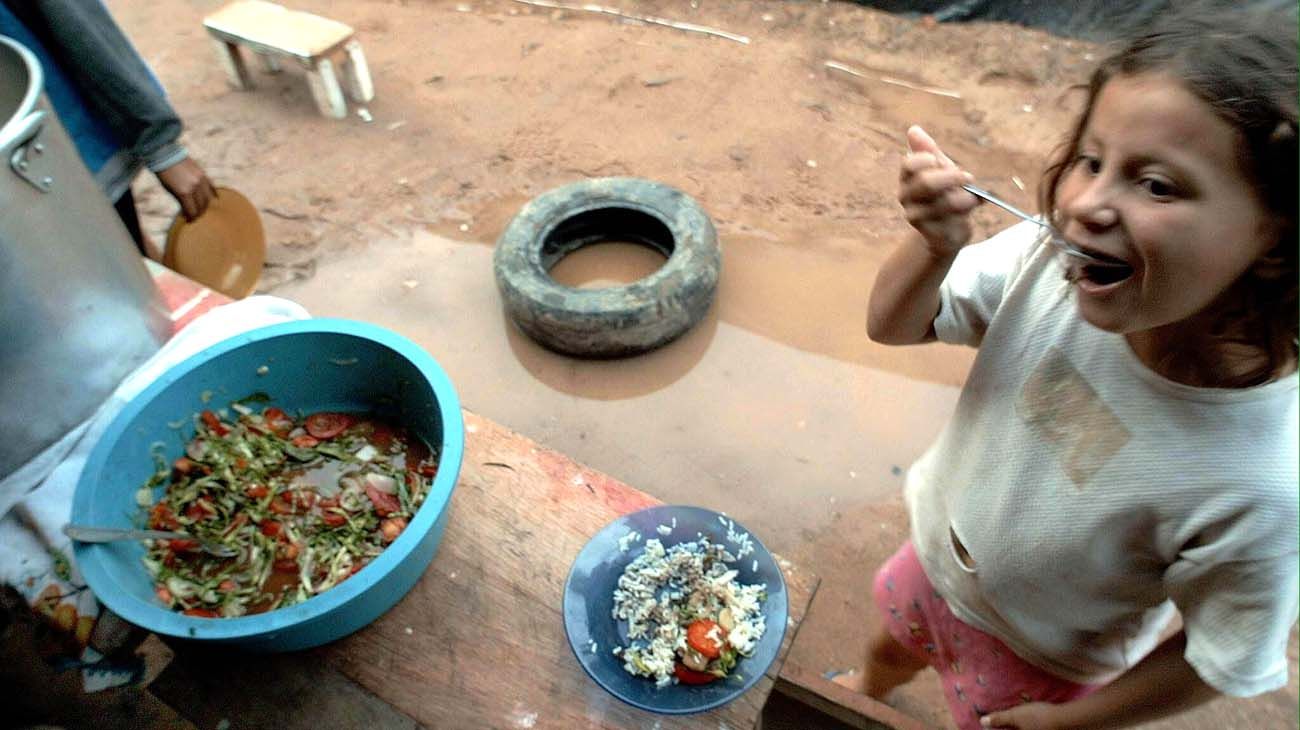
[[142, 263, 824, 729]]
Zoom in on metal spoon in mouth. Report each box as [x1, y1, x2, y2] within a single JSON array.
[[63, 524, 238, 558], [961, 183, 1129, 269]]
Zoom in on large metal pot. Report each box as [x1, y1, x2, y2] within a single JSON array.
[[0, 35, 169, 479]]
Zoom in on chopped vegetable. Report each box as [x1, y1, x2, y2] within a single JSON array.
[[139, 404, 436, 617], [686, 619, 726, 659], [673, 663, 716, 685], [305, 412, 351, 439]]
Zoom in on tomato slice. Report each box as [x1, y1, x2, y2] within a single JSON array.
[[149, 504, 179, 530], [673, 663, 716, 685], [168, 539, 199, 553], [183, 608, 221, 618], [322, 511, 347, 527], [686, 619, 726, 659], [291, 490, 317, 510], [185, 498, 216, 521], [222, 512, 249, 537], [305, 412, 351, 439], [246, 483, 269, 499], [365, 484, 401, 517], [291, 434, 320, 448], [201, 410, 229, 436], [262, 407, 294, 436]]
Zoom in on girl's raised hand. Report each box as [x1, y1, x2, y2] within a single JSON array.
[[899, 125, 979, 256]]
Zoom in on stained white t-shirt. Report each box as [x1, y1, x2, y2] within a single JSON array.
[[906, 221, 1299, 696]]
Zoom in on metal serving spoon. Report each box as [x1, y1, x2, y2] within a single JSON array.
[[63, 524, 238, 558], [961, 183, 1128, 269]]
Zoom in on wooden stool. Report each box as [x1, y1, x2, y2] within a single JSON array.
[[203, 0, 373, 119]]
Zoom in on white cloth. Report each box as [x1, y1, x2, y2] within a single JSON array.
[[0, 296, 309, 690], [906, 221, 1299, 697]]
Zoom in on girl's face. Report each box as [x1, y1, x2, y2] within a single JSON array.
[[1056, 73, 1277, 347]]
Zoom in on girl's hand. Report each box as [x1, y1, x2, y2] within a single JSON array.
[[899, 125, 979, 256], [980, 701, 1071, 730]]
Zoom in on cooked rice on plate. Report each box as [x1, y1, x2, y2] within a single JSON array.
[[611, 528, 767, 688]]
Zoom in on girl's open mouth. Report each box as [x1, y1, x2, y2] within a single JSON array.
[[1079, 260, 1134, 286], [1065, 244, 1134, 290]]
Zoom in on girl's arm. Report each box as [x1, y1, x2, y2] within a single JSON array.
[[981, 631, 1219, 730], [867, 125, 978, 345]]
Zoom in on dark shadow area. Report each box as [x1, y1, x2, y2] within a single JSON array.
[[850, 0, 1294, 40]]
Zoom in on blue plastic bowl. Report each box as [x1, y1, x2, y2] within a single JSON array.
[[563, 505, 788, 714], [71, 319, 464, 651]]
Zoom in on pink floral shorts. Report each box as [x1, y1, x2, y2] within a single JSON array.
[[873, 542, 1097, 730]]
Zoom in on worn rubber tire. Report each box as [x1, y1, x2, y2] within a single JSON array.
[[493, 177, 721, 358]]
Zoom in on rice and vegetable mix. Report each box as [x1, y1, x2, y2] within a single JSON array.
[[138, 398, 438, 618], [610, 517, 767, 687]]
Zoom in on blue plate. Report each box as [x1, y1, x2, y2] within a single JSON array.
[[562, 505, 788, 714]]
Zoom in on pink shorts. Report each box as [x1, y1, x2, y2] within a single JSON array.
[[873, 542, 1097, 730]]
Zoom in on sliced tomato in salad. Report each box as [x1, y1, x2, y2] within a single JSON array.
[[149, 503, 179, 530], [686, 619, 727, 659], [305, 412, 352, 439], [185, 498, 216, 521], [200, 410, 229, 436], [673, 663, 717, 685], [262, 407, 294, 436], [183, 607, 221, 618], [269, 496, 296, 515], [172, 456, 199, 475], [365, 484, 401, 517]]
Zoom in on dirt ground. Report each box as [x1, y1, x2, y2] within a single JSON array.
[[111, 1, 1296, 727]]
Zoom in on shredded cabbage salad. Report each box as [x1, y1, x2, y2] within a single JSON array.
[[140, 400, 438, 618]]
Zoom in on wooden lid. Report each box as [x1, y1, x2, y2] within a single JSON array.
[[163, 187, 266, 299]]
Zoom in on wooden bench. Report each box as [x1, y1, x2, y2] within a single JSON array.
[[202, 0, 373, 119]]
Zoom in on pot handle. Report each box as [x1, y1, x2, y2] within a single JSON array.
[[4, 110, 52, 193]]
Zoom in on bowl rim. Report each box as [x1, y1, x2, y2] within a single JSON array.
[[562, 504, 789, 715], [71, 318, 464, 640]]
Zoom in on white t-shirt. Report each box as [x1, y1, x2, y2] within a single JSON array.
[[906, 221, 1299, 697]]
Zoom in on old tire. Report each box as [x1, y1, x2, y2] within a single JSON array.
[[493, 177, 721, 358]]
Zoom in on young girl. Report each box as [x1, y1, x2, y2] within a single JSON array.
[[849, 5, 1297, 729]]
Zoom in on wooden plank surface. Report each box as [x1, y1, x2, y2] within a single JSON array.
[[204, 0, 353, 59], [142, 265, 820, 728], [318, 411, 819, 729]]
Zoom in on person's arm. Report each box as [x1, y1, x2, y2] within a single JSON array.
[[10, 0, 216, 220], [981, 631, 1219, 730], [866, 125, 978, 345], [10, 0, 182, 163]]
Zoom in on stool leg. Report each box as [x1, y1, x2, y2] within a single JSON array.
[[211, 39, 254, 90], [342, 41, 375, 103], [256, 52, 283, 74], [306, 57, 348, 118]]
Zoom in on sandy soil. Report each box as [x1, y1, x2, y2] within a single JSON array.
[[111, 1, 1296, 727]]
